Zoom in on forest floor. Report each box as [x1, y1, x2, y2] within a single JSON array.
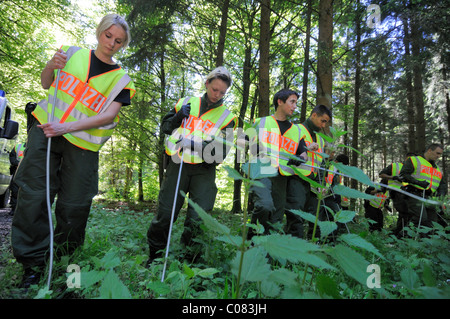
[[0, 208, 12, 250]]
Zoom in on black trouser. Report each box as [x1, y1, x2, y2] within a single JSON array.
[[365, 204, 384, 232], [147, 161, 218, 256], [11, 121, 99, 270]]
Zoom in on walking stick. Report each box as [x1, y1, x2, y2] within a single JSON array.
[[416, 189, 426, 240], [45, 68, 61, 289], [161, 117, 188, 283]]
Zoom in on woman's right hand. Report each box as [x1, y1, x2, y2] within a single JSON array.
[[47, 49, 67, 70], [41, 48, 67, 89]]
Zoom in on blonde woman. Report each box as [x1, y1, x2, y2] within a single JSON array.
[[12, 14, 135, 289]]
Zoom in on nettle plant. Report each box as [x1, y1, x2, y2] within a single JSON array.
[[181, 124, 449, 299]]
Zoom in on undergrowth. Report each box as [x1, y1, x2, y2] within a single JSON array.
[[0, 198, 449, 299]]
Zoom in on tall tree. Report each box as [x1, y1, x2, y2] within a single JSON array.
[[216, 0, 230, 67], [300, 0, 312, 122], [258, 0, 271, 117], [351, 0, 362, 192], [316, 0, 333, 108]]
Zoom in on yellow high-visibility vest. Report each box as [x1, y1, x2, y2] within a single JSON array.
[[165, 96, 236, 164], [33, 45, 136, 152], [14, 143, 25, 161], [296, 124, 325, 177], [410, 156, 442, 193], [253, 116, 301, 176], [369, 191, 388, 209]]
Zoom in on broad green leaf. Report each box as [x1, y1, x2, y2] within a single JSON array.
[[316, 274, 341, 299], [146, 281, 171, 295], [197, 268, 220, 278], [334, 210, 356, 223], [183, 263, 195, 279], [230, 247, 271, 283], [400, 267, 420, 290], [422, 263, 436, 287], [333, 163, 375, 187], [100, 249, 121, 269], [215, 234, 244, 247], [326, 244, 369, 285], [81, 270, 107, 289], [333, 184, 376, 200], [99, 269, 131, 299], [261, 280, 281, 297], [253, 234, 334, 269], [318, 221, 338, 238], [268, 268, 299, 287], [339, 233, 384, 259], [289, 209, 317, 224], [182, 192, 230, 235]]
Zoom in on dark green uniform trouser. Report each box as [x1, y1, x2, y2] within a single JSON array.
[[147, 160, 218, 255], [249, 174, 288, 237], [11, 121, 99, 270], [249, 174, 308, 238], [406, 196, 437, 228]]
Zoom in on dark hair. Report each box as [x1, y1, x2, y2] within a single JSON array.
[[335, 154, 349, 165], [273, 89, 299, 110], [311, 104, 332, 119], [426, 143, 444, 151]]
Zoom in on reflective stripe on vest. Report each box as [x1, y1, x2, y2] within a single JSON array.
[[388, 162, 405, 189], [369, 191, 388, 208], [254, 116, 300, 176], [410, 156, 442, 193], [165, 96, 236, 164], [33, 45, 136, 152], [296, 124, 324, 177]]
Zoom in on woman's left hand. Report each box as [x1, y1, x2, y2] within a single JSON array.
[[38, 122, 68, 137]]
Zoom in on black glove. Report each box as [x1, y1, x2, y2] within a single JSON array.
[[174, 103, 191, 123], [392, 175, 402, 182], [287, 156, 305, 166], [417, 180, 429, 189]]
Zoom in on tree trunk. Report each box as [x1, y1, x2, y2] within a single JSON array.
[[410, 14, 426, 154], [232, 8, 256, 214], [158, 51, 167, 187], [258, 0, 271, 117], [216, 0, 230, 67], [300, 0, 312, 122], [316, 0, 333, 109], [401, 15, 416, 154], [351, 0, 361, 195]]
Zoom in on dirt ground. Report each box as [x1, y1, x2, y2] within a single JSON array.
[[0, 208, 13, 249]]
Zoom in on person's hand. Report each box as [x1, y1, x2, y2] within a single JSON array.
[[308, 142, 319, 151], [47, 49, 67, 71], [175, 103, 191, 122], [417, 180, 429, 189], [287, 156, 305, 166], [38, 122, 67, 137]]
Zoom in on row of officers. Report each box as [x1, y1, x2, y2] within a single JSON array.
[[365, 145, 447, 234], [8, 13, 447, 287]]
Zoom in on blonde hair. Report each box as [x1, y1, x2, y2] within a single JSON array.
[[96, 14, 131, 49], [206, 66, 232, 87]]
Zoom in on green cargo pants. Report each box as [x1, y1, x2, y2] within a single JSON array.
[[249, 174, 288, 237], [11, 120, 98, 269], [147, 160, 218, 255]]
